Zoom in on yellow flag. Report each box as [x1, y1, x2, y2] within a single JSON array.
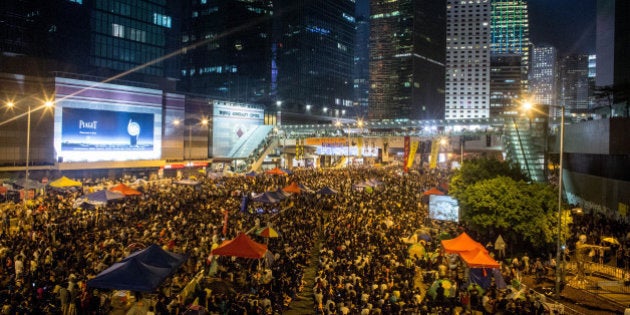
[[429, 140, 440, 169], [407, 140, 419, 169]]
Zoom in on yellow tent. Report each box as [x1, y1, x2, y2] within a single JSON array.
[[49, 176, 82, 188]]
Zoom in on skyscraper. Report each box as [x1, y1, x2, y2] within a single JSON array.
[[369, 0, 446, 121], [529, 45, 557, 106], [596, 0, 630, 89], [273, 0, 355, 123], [179, 0, 273, 103], [353, 15, 370, 118], [445, 0, 491, 120], [558, 54, 590, 112], [490, 0, 530, 87], [0, 0, 178, 84], [490, 54, 522, 116]]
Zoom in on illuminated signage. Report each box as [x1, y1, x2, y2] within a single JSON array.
[[61, 108, 154, 151]]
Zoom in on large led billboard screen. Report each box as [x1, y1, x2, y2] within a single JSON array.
[[61, 108, 154, 151], [56, 107, 161, 162], [429, 195, 460, 222]]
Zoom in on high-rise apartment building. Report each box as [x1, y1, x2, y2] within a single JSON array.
[[529, 45, 557, 106], [490, 0, 529, 87], [445, 0, 491, 120], [558, 54, 590, 112], [369, 0, 446, 121]]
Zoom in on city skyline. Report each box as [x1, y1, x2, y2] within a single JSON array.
[[357, 0, 596, 55]]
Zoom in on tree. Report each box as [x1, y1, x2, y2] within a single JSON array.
[[450, 158, 571, 253], [450, 157, 528, 197]]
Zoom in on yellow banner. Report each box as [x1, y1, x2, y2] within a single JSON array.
[[429, 140, 440, 169], [305, 137, 347, 146], [407, 140, 419, 169]]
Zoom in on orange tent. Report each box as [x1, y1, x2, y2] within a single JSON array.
[[423, 187, 444, 196], [265, 167, 286, 175], [459, 248, 500, 268], [440, 232, 487, 254], [211, 233, 268, 259], [282, 182, 301, 194], [110, 183, 142, 196]]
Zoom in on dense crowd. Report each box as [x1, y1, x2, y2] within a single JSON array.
[[0, 166, 627, 314]]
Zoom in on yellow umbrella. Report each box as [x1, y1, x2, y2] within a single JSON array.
[[256, 226, 280, 238], [601, 236, 620, 245], [408, 243, 425, 259]]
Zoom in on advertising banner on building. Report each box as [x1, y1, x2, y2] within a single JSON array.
[[212, 103, 264, 157], [61, 108, 154, 151]]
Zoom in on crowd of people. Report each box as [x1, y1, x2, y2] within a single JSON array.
[[0, 165, 627, 314]]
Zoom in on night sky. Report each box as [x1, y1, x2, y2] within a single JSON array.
[[355, 0, 597, 56]]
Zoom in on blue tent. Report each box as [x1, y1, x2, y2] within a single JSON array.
[[122, 244, 187, 270], [87, 257, 172, 292], [245, 171, 257, 177], [317, 186, 338, 195], [87, 245, 187, 292], [251, 192, 281, 204], [79, 190, 126, 206]]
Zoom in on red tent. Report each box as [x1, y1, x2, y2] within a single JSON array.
[[459, 248, 500, 268], [110, 183, 142, 196], [423, 187, 444, 196], [440, 232, 487, 254], [211, 233, 268, 259], [265, 167, 286, 175], [282, 182, 301, 194]]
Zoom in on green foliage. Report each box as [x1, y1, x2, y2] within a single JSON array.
[[450, 158, 568, 252], [450, 157, 528, 199]]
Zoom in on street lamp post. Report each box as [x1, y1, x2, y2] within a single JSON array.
[[3, 100, 54, 206], [555, 105, 565, 299], [179, 117, 208, 162], [523, 102, 565, 298], [25, 105, 31, 205]]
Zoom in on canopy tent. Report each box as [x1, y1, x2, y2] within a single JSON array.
[[110, 183, 142, 196], [440, 232, 487, 254], [459, 248, 500, 268], [274, 188, 292, 199], [122, 244, 188, 270], [87, 257, 171, 292], [10, 178, 47, 190], [211, 232, 268, 259], [49, 176, 82, 188], [245, 171, 258, 177], [282, 182, 302, 194], [423, 187, 445, 196], [79, 190, 126, 206], [316, 186, 338, 195], [88, 244, 186, 292], [250, 192, 281, 204], [264, 167, 286, 175]]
